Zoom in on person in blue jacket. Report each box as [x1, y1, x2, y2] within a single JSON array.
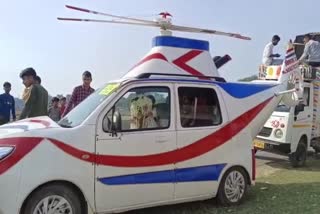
[[0, 82, 16, 125]]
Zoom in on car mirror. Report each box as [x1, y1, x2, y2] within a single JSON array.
[[294, 103, 305, 116], [112, 110, 122, 132], [102, 115, 111, 132]]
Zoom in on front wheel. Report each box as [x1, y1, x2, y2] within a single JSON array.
[[290, 139, 307, 168], [22, 183, 85, 214], [217, 167, 248, 206]]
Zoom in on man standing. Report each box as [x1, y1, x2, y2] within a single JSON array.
[[62, 71, 94, 117], [35, 75, 41, 85], [298, 34, 320, 67], [19, 67, 49, 119], [48, 97, 61, 122], [0, 82, 16, 125], [262, 35, 281, 66], [59, 97, 67, 116]]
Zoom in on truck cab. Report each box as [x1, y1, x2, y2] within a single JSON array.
[[254, 82, 313, 166], [254, 33, 320, 167]]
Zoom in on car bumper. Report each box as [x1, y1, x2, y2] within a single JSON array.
[[254, 138, 291, 154], [0, 165, 22, 214]]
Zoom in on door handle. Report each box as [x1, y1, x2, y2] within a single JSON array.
[[156, 140, 167, 143], [155, 136, 168, 143]]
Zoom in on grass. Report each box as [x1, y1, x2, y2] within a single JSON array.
[[128, 158, 320, 214]]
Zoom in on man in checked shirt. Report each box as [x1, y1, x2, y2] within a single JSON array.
[[62, 71, 95, 117]]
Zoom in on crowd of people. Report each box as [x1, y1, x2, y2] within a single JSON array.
[[0, 68, 95, 125]]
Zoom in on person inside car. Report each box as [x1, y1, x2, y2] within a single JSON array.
[[180, 95, 195, 127]]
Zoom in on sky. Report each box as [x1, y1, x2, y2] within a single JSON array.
[[1, 0, 319, 97]]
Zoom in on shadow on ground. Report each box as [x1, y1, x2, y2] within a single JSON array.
[[264, 153, 320, 172], [126, 182, 320, 214], [256, 151, 320, 172]]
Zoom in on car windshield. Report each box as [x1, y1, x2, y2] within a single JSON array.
[[275, 101, 291, 112], [58, 82, 120, 128]]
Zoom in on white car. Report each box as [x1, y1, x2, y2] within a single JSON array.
[[0, 75, 259, 214]]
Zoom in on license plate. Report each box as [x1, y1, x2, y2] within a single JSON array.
[[254, 139, 265, 149]]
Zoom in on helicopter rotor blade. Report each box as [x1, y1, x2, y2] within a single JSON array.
[[57, 17, 160, 27], [65, 5, 156, 25], [60, 5, 251, 41], [170, 24, 251, 40]]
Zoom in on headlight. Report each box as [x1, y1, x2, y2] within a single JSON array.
[[0, 147, 14, 160], [274, 129, 283, 138]]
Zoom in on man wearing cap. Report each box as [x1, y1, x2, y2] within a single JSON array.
[[19, 67, 49, 119], [0, 82, 16, 125], [62, 71, 95, 117]]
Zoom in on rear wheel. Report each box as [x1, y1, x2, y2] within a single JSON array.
[[290, 139, 307, 168], [217, 167, 248, 206], [22, 183, 85, 214]]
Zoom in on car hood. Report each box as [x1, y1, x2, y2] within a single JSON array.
[[0, 116, 59, 137]]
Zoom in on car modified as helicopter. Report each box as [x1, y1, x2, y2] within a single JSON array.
[[0, 5, 303, 214]]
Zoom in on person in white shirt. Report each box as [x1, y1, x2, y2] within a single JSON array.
[[262, 35, 281, 66], [298, 34, 320, 67]]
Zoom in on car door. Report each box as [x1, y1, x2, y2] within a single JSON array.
[[174, 83, 228, 199], [292, 86, 312, 147], [94, 83, 176, 212]]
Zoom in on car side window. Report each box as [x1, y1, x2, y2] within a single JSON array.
[[106, 86, 170, 131], [178, 87, 222, 128]]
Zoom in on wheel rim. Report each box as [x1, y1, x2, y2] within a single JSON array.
[[33, 195, 73, 214], [224, 171, 246, 203]]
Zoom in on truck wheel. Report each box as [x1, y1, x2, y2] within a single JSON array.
[[22, 183, 85, 214], [290, 139, 307, 168], [217, 167, 248, 206]]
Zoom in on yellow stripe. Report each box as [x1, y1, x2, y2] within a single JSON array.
[[293, 124, 311, 128]]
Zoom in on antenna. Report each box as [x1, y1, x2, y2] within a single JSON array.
[[58, 5, 251, 40]]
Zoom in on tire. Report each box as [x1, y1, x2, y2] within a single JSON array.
[[290, 139, 307, 168], [314, 148, 320, 154], [22, 183, 85, 214], [217, 167, 248, 206]]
